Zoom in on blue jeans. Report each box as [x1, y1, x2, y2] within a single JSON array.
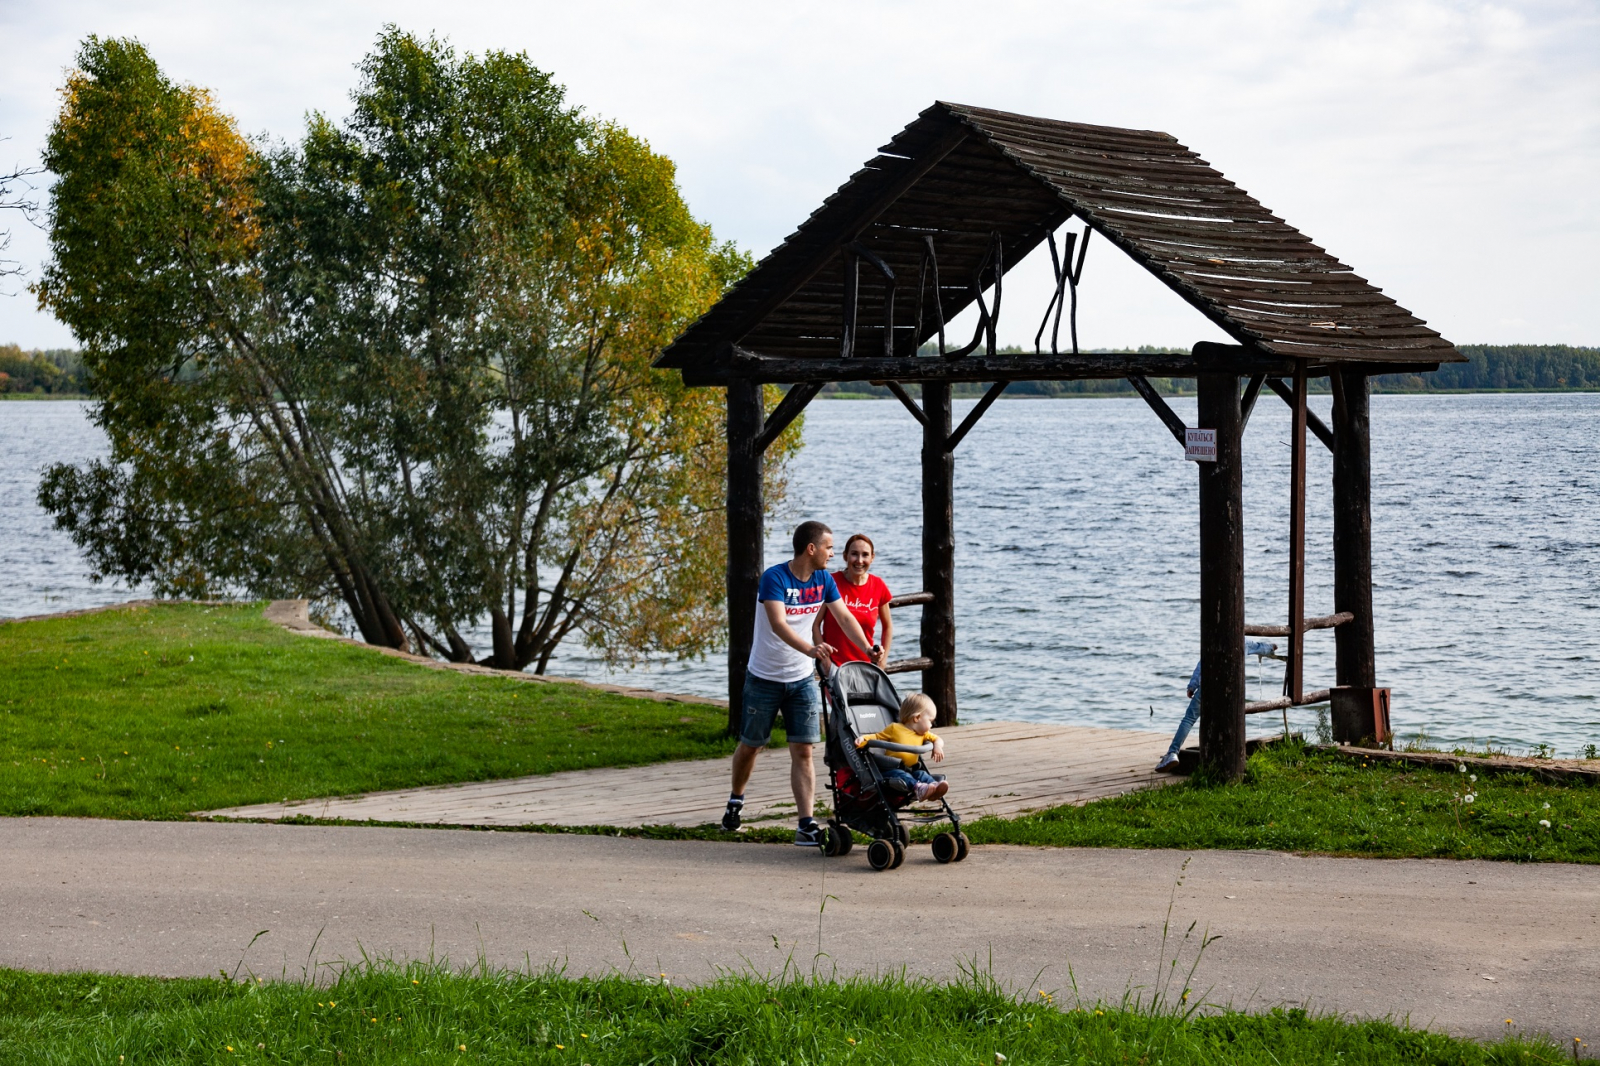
[[1165, 688, 1201, 760], [739, 673, 822, 747], [883, 766, 937, 793]]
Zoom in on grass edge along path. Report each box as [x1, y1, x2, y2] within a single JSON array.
[[0, 601, 735, 820], [218, 738, 1600, 866], [0, 962, 1577, 1065]]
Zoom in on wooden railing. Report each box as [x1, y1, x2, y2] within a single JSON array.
[[1243, 611, 1353, 637], [870, 590, 933, 674]]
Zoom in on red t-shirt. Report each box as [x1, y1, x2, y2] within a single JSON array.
[[821, 572, 891, 664]]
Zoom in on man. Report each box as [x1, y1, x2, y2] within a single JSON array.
[[723, 520, 873, 846]]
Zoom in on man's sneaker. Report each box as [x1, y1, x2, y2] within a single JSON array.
[[915, 780, 949, 802], [1154, 754, 1180, 774], [721, 799, 743, 831], [794, 822, 825, 847]]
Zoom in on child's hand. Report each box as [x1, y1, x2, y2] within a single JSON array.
[[854, 737, 869, 749], [931, 739, 945, 763]]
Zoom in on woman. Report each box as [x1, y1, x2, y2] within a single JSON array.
[[815, 533, 893, 670]]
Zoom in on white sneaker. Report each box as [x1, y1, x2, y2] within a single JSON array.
[[1154, 754, 1180, 773]]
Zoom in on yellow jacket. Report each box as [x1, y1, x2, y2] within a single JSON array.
[[855, 722, 939, 768]]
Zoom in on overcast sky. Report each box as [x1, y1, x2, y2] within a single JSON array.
[[2, 0, 1596, 350]]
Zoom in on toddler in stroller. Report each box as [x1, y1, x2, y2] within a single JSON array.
[[821, 661, 969, 871]]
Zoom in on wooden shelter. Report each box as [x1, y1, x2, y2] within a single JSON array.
[[654, 102, 1462, 778]]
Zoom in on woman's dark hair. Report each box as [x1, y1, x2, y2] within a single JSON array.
[[843, 533, 875, 556], [792, 520, 833, 555]]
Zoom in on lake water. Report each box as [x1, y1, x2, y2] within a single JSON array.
[[3, 394, 1596, 756]]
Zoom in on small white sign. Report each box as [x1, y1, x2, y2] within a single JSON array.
[[1185, 428, 1217, 462]]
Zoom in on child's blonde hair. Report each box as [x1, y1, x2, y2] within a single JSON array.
[[899, 692, 936, 724]]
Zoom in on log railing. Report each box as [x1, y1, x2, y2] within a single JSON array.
[[1243, 611, 1353, 637], [877, 590, 934, 674]]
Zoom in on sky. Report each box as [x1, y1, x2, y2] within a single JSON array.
[[1, 0, 1596, 351]]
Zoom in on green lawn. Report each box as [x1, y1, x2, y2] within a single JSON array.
[[964, 739, 1600, 864], [0, 964, 1569, 1066], [0, 602, 733, 820]]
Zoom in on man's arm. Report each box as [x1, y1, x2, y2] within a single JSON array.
[[825, 599, 872, 656], [764, 599, 832, 659]]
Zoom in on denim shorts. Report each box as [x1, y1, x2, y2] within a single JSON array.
[[739, 673, 822, 747]]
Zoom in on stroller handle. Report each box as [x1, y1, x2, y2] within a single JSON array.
[[864, 739, 934, 755]]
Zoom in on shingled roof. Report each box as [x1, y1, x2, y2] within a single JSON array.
[[657, 101, 1460, 376]]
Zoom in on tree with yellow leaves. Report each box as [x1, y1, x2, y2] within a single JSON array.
[[37, 31, 793, 671]]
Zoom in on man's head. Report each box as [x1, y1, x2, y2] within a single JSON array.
[[791, 520, 834, 563], [899, 692, 936, 733]]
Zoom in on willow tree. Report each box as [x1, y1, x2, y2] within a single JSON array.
[[38, 31, 786, 670]]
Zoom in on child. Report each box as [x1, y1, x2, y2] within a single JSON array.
[[855, 692, 949, 801]]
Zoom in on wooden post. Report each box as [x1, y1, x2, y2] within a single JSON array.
[[1196, 371, 1247, 780], [1332, 369, 1377, 688], [921, 382, 958, 727], [1285, 362, 1308, 703], [726, 377, 765, 736]]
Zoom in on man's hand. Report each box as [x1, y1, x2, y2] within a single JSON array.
[[811, 641, 836, 659]]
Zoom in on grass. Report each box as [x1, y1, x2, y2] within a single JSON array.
[[0, 963, 1574, 1065], [0, 602, 733, 820], [963, 738, 1600, 863]]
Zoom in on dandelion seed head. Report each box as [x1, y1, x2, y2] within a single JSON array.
[[1464, 794, 1475, 804], [1540, 819, 1551, 828]]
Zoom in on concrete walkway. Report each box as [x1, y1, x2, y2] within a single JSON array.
[[4, 818, 1596, 1042], [204, 722, 1177, 828]]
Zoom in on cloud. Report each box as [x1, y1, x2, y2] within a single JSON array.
[[2, 0, 1596, 347]]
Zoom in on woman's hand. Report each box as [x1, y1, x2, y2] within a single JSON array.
[[870, 644, 886, 667]]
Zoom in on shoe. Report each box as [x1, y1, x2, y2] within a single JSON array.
[[1154, 754, 1180, 773], [914, 780, 949, 802], [794, 822, 824, 847], [721, 801, 742, 831]]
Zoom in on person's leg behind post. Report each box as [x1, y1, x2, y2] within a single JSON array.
[[1157, 687, 1201, 772], [726, 674, 784, 831]]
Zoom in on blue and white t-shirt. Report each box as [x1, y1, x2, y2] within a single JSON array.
[[748, 562, 840, 683]]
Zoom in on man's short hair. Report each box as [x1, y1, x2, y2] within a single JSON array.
[[792, 520, 832, 556]]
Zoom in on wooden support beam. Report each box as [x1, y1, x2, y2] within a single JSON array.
[[698, 347, 1296, 386], [1240, 373, 1266, 429], [886, 590, 934, 608], [1197, 371, 1247, 781], [1332, 369, 1377, 688], [921, 382, 958, 727], [754, 382, 821, 454], [725, 378, 765, 736], [1265, 377, 1335, 450], [1285, 362, 1309, 704], [1127, 374, 1187, 445], [946, 380, 1009, 452], [883, 656, 934, 675], [884, 381, 928, 427]]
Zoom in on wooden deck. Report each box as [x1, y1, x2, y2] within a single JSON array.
[[204, 722, 1177, 828]]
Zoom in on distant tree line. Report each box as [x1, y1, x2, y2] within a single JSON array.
[[0, 346, 88, 394], [815, 344, 1600, 398]]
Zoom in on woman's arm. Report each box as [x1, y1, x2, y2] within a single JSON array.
[[876, 603, 893, 665]]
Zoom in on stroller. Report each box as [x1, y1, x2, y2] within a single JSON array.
[[819, 661, 969, 870]]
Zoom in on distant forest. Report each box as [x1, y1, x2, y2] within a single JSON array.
[[4, 343, 1596, 398], [818, 344, 1600, 399]]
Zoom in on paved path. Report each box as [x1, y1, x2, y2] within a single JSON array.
[[204, 722, 1178, 827], [5, 818, 1596, 1042]]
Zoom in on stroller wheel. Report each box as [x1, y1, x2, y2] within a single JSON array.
[[931, 832, 959, 864], [824, 822, 854, 857], [866, 838, 896, 871], [889, 839, 906, 869], [954, 832, 971, 862], [893, 823, 910, 850]]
